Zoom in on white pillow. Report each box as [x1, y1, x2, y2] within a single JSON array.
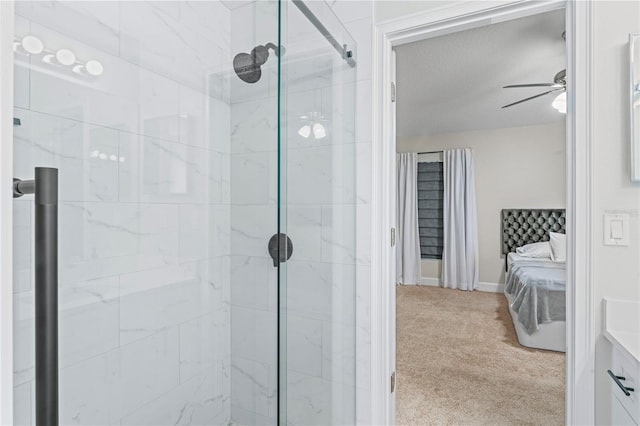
[[515, 241, 552, 258], [549, 232, 566, 262]]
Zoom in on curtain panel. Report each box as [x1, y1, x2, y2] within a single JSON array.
[[442, 148, 479, 291], [396, 153, 421, 284]]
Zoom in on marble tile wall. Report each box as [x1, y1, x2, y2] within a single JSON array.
[[323, 2, 374, 425], [12, 1, 232, 425], [228, 2, 279, 424]]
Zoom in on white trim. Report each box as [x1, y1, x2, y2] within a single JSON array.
[[371, 12, 395, 425], [416, 278, 503, 293], [0, 1, 14, 424], [419, 277, 440, 287], [477, 282, 505, 293], [371, 1, 595, 425], [564, 1, 595, 424]]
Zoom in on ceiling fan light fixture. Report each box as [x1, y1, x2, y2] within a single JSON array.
[[552, 92, 566, 113]]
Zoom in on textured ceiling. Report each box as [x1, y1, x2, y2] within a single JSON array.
[[395, 9, 566, 139]]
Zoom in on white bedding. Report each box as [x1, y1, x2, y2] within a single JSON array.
[[505, 252, 566, 352], [507, 252, 558, 269]]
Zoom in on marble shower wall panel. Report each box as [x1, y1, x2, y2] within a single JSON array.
[[323, 2, 375, 424], [228, 2, 279, 424], [280, 3, 358, 423], [229, 2, 280, 105], [13, 108, 120, 203], [12, 1, 233, 424]]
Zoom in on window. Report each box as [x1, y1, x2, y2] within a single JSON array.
[[417, 161, 444, 259]]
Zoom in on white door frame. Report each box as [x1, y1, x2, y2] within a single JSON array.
[[370, 1, 595, 425], [0, 1, 15, 424]]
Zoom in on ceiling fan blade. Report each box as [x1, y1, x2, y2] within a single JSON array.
[[502, 88, 565, 109], [503, 83, 563, 88]]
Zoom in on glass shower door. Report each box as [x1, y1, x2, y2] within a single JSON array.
[[12, 2, 235, 424], [280, 2, 357, 424], [10, 1, 357, 424]]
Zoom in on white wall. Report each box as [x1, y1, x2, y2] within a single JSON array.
[[591, 1, 640, 423], [374, 0, 459, 23], [398, 122, 566, 285]]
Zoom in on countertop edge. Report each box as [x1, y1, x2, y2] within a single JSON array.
[[604, 329, 640, 365]]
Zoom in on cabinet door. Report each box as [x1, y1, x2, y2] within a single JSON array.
[[612, 397, 638, 426]]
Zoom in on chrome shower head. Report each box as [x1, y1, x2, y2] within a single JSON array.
[[233, 43, 283, 84]]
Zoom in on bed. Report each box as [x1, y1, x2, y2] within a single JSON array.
[[501, 209, 566, 352]]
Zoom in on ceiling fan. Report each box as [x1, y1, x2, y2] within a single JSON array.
[[502, 69, 566, 109]]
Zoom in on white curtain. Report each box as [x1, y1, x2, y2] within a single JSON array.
[[396, 153, 421, 285], [442, 148, 479, 291]]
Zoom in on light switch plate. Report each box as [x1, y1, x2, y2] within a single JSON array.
[[604, 213, 630, 246]]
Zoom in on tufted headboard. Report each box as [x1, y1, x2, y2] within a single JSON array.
[[501, 209, 566, 255]]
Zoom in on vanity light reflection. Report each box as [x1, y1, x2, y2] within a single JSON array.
[[298, 112, 328, 140], [21, 35, 43, 54], [91, 150, 125, 162], [13, 35, 104, 77]]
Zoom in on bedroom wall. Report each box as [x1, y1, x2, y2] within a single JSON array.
[[397, 121, 566, 286]]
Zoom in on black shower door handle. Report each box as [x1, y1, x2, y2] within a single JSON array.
[[14, 167, 59, 426]]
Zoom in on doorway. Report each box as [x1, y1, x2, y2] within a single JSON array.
[[371, 1, 595, 424], [393, 8, 567, 424]]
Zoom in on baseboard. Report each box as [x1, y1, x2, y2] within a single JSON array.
[[477, 282, 505, 293], [419, 277, 440, 286], [416, 277, 504, 293]]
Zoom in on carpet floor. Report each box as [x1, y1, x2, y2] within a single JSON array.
[[395, 285, 565, 425]]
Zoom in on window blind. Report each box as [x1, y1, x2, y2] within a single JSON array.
[[417, 161, 444, 259]]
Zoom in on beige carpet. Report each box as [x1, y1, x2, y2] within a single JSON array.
[[396, 285, 565, 426]]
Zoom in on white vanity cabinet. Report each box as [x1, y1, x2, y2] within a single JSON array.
[[612, 400, 637, 426], [604, 299, 640, 426], [609, 347, 639, 425]]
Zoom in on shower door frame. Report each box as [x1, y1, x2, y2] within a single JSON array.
[[0, 1, 15, 424]]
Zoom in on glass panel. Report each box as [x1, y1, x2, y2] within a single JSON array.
[[12, 2, 235, 424], [11, 1, 357, 424], [280, 2, 357, 424], [228, 1, 280, 424]]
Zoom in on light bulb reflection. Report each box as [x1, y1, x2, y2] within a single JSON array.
[[56, 48, 76, 66], [21, 36, 44, 54], [312, 122, 326, 139], [552, 92, 566, 114], [85, 59, 104, 76], [298, 125, 311, 138]]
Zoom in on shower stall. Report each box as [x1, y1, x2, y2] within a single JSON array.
[[8, 1, 357, 424]]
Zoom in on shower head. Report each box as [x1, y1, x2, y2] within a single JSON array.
[[233, 43, 283, 84]]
